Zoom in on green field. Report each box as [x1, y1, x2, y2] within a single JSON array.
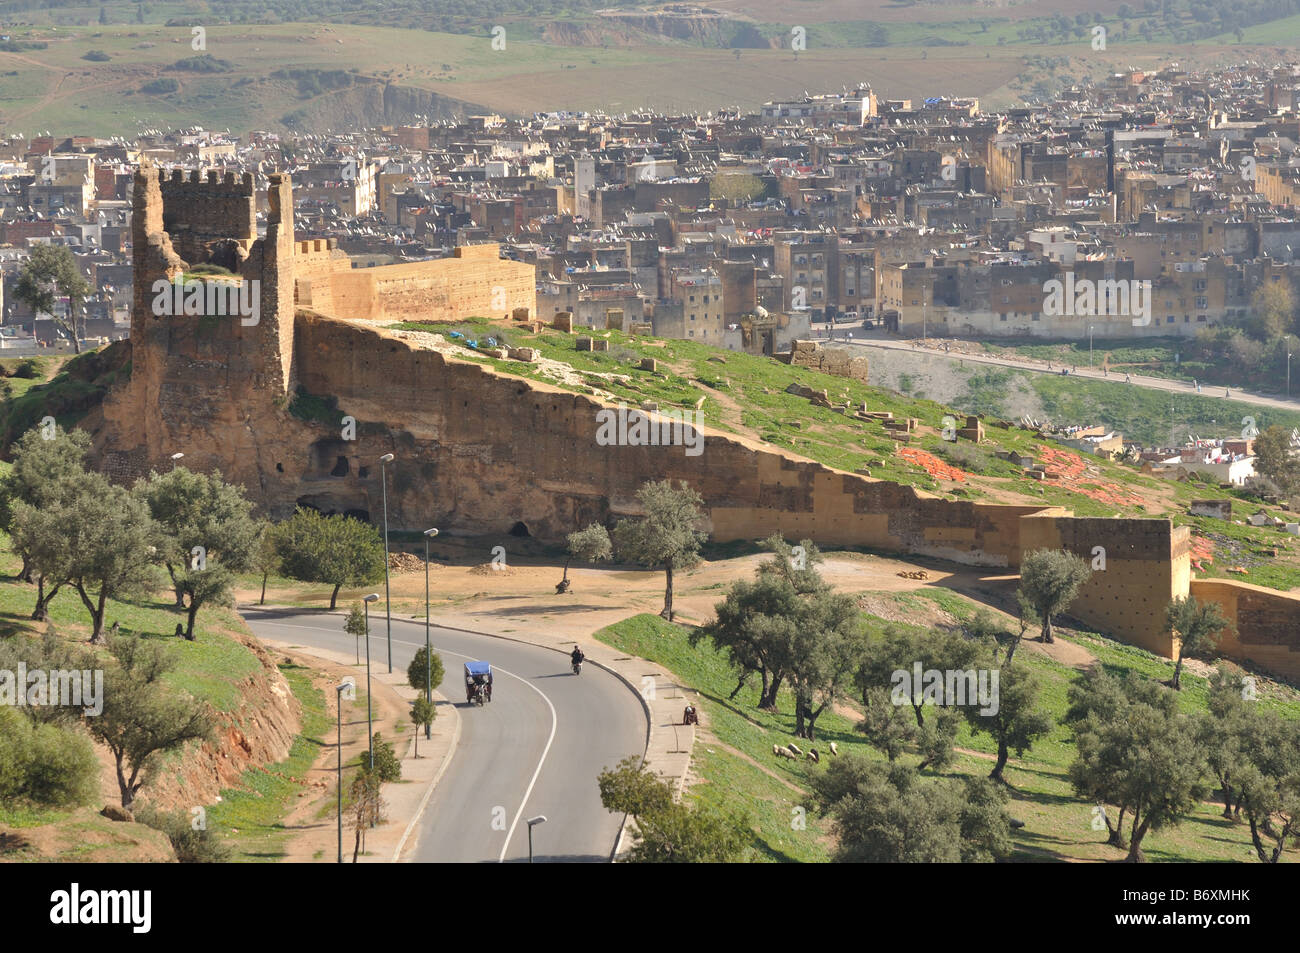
[[979, 337, 1297, 397], [597, 608, 1300, 863]]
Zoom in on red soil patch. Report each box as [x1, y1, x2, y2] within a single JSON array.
[[1033, 445, 1146, 508], [897, 447, 968, 482]]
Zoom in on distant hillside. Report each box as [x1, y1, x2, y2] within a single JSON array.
[[11, 0, 1300, 45], [0, 1, 1297, 135]]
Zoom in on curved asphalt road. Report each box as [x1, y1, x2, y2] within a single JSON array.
[[241, 608, 648, 863]]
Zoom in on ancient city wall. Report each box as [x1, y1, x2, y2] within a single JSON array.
[[1188, 579, 1300, 680], [293, 238, 349, 316], [285, 315, 1264, 654]]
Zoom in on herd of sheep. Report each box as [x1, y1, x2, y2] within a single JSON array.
[[773, 741, 838, 763]]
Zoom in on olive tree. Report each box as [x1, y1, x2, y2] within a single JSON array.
[[697, 571, 799, 709], [1017, 549, 1092, 644], [1236, 711, 1300, 863], [810, 756, 1013, 863], [87, 634, 212, 812], [12, 244, 91, 353], [63, 477, 161, 643], [274, 508, 386, 609], [964, 663, 1053, 783], [1068, 674, 1207, 861], [560, 523, 613, 590], [597, 755, 750, 863], [0, 425, 95, 585], [613, 480, 706, 621], [137, 467, 260, 638], [1164, 595, 1233, 690]]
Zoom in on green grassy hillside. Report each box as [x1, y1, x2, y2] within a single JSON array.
[[598, 609, 1300, 863]]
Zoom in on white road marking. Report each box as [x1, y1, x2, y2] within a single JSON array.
[[489, 663, 558, 862], [250, 615, 560, 863]]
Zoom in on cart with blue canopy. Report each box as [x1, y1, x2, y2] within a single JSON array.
[[465, 661, 493, 706]]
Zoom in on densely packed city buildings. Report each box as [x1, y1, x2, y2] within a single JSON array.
[[10, 62, 1300, 356]]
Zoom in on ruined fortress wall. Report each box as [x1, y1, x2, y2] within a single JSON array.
[[786, 341, 870, 382], [97, 298, 296, 491], [1188, 579, 1300, 680], [287, 316, 1213, 651], [708, 468, 1049, 563], [293, 239, 347, 316], [294, 317, 1089, 569], [295, 315, 1026, 555], [293, 239, 343, 282], [1019, 514, 1191, 654], [262, 175, 297, 395], [307, 247, 536, 325]]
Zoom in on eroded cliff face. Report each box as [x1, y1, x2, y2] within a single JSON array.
[[279, 78, 487, 131], [138, 631, 301, 815], [96, 309, 1034, 559], [543, 13, 775, 49]]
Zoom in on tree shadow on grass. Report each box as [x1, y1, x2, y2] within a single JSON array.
[[1011, 827, 1101, 862], [749, 835, 802, 863], [473, 601, 612, 617], [1003, 781, 1082, 808], [0, 609, 40, 638]]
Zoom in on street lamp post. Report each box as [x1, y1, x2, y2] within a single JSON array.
[[526, 815, 547, 864], [379, 454, 395, 674], [1089, 325, 1094, 368], [362, 593, 379, 771], [423, 527, 439, 740], [335, 681, 349, 864], [1288, 351, 1293, 398]]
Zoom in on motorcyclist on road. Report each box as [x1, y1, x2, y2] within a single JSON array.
[[571, 646, 585, 668]]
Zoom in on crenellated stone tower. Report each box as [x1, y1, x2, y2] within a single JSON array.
[[97, 165, 297, 491]]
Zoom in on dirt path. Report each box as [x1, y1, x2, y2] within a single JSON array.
[[693, 377, 757, 438]]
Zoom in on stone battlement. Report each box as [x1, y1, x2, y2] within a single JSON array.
[[153, 165, 259, 262], [161, 167, 256, 192]]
